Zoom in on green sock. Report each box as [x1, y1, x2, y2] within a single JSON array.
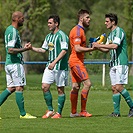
[[112, 93, 121, 114], [58, 94, 66, 115], [0, 88, 11, 106], [15, 91, 26, 116], [44, 91, 53, 111], [121, 89, 133, 108]]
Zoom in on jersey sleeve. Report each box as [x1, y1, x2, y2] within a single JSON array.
[[113, 28, 124, 45], [113, 37, 121, 45], [60, 33, 69, 50], [6, 30, 17, 48], [71, 27, 82, 45], [42, 39, 48, 50], [61, 41, 68, 50]]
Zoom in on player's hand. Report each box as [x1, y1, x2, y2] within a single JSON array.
[[48, 62, 56, 70], [24, 42, 32, 50], [92, 42, 100, 49]]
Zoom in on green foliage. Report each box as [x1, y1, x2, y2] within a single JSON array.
[[0, 0, 132, 73]]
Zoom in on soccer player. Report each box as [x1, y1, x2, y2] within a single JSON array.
[[32, 15, 69, 119], [0, 11, 36, 119], [93, 13, 133, 117], [69, 9, 95, 117]]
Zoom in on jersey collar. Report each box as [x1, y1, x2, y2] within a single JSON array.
[[77, 25, 84, 30]]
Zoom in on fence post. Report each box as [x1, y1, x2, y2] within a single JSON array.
[[102, 64, 105, 87]]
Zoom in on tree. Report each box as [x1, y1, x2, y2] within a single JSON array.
[[0, 0, 132, 74], [0, 0, 50, 73]]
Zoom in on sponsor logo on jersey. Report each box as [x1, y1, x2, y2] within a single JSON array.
[[48, 42, 54, 51], [74, 38, 81, 42]]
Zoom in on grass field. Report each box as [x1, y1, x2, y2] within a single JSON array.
[[0, 73, 133, 133]]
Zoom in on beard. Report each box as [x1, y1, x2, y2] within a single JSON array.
[[18, 22, 23, 27], [83, 21, 89, 28]]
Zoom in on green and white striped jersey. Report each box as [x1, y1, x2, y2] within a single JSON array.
[[106, 27, 128, 67], [42, 30, 69, 70], [4, 25, 23, 65]]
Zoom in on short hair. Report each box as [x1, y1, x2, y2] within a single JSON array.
[[48, 15, 60, 26], [77, 9, 90, 19], [105, 13, 118, 25]]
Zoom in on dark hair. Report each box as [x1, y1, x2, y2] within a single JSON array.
[[105, 13, 118, 25], [77, 9, 90, 19], [48, 15, 60, 26]]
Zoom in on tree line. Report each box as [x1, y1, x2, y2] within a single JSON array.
[[0, 0, 132, 74]]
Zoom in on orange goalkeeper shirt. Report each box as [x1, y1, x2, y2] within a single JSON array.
[[69, 25, 86, 67]]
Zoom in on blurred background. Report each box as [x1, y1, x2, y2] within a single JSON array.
[[0, 0, 133, 89]]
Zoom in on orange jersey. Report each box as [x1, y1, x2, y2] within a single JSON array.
[[69, 25, 86, 68]]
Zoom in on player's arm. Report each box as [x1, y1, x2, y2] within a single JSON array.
[[32, 39, 47, 53], [32, 46, 46, 53], [8, 42, 32, 54], [74, 44, 94, 53], [92, 42, 118, 52], [53, 50, 67, 64], [48, 50, 67, 70]]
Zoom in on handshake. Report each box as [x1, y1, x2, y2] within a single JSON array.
[[24, 42, 32, 50], [89, 33, 106, 47]]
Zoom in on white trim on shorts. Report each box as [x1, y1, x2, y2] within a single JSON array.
[[42, 67, 68, 87], [109, 65, 128, 85], [5, 64, 26, 87]]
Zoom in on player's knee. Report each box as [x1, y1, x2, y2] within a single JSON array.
[[15, 86, 23, 91], [42, 84, 49, 92], [57, 87, 65, 95], [88, 82, 92, 88], [84, 82, 91, 90], [111, 85, 119, 93], [72, 84, 80, 91]]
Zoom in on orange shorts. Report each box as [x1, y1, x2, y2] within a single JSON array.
[[70, 64, 89, 83]]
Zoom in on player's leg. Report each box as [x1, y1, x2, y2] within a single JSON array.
[[16, 88, 37, 119], [0, 65, 15, 106], [51, 70, 68, 118], [10, 64, 26, 117], [70, 64, 92, 117], [42, 83, 53, 110], [80, 78, 92, 117], [0, 88, 13, 106], [0, 87, 15, 119], [120, 88, 133, 117], [109, 66, 121, 117], [51, 86, 65, 119], [116, 65, 133, 117], [71, 64, 92, 117], [42, 83, 54, 118], [110, 85, 121, 117], [12, 64, 36, 118], [69, 66, 81, 117], [15, 86, 27, 116], [42, 67, 54, 118], [70, 82, 80, 117]]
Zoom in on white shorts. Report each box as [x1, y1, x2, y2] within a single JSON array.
[[109, 65, 128, 85], [42, 67, 68, 87], [5, 64, 26, 87]]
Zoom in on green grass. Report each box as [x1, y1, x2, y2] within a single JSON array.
[[0, 73, 133, 133]]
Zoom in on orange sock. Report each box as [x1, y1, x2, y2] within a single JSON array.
[[81, 89, 88, 112], [70, 90, 78, 114]]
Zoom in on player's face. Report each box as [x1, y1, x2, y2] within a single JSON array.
[[82, 13, 90, 28], [48, 18, 57, 31], [105, 18, 113, 30], [18, 15, 24, 27]]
